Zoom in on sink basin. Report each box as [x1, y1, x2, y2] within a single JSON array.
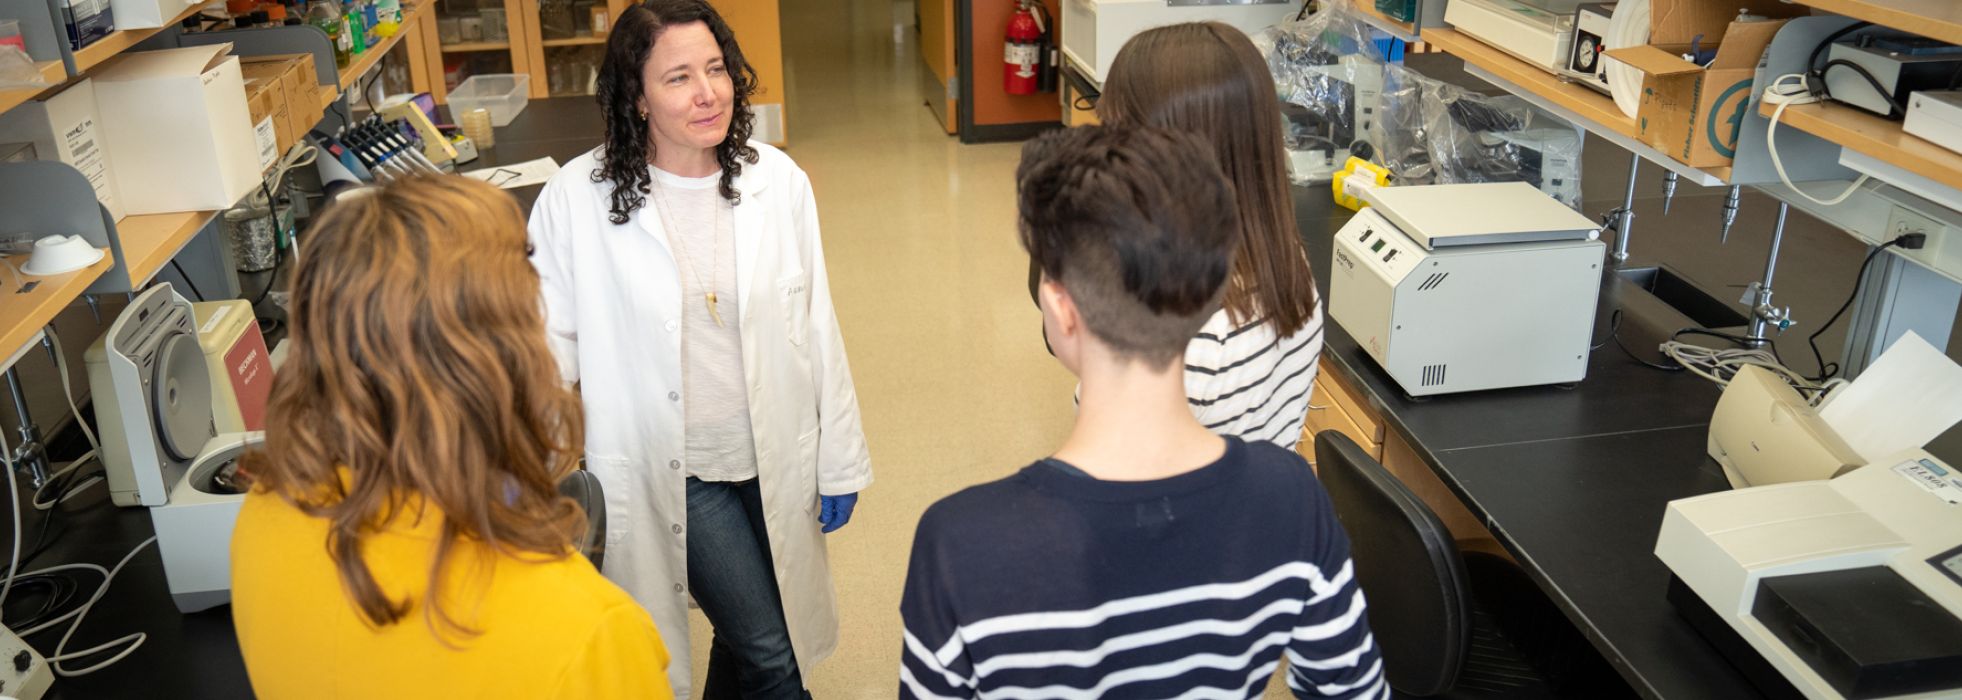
[[1615, 266, 1748, 330]]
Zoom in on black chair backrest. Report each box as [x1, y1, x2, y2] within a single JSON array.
[[558, 470, 607, 571], [1314, 430, 1471, 697]]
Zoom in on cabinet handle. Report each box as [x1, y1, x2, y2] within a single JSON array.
[[1309, 403, 1330, 411]]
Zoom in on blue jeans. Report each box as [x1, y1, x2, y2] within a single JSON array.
[[685, 477, 811, 700]]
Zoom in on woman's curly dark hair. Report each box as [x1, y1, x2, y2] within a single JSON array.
[[593, 0, 760, 224]]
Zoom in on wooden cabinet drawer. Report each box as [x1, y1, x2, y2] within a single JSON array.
[[1317, 359, 1384, 446], [1302, 376, 1382, 470]]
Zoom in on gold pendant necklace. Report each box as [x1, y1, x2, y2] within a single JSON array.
[[652, 177, 726, 327]]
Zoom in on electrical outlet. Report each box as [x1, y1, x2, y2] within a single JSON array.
[[1886, 205, 1942, 242]]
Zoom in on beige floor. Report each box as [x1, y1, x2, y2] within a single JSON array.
[[681, 1, 1080, 696]]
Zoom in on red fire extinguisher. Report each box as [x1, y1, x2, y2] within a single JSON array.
[[1004, 1, 1046, 96]]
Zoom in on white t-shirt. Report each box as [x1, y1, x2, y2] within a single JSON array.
[[653, 168, 758, 482]]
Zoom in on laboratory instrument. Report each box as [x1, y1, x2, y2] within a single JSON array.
[[1061, 0, 1298, 85], [1658, 451, 1962, 699], [1903, 89, 1962, 156], [1823, 36, 1962, 118], [1327, 182, 1605, 396], [84, 284, 260, 612], [1706, 365, 1861, 488], [1444, 0, 1585, 74], [1562, 3, 1614, 94], [0, 626, 51, 700]]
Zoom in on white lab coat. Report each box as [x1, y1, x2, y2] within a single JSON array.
[[527, 143, 873, 698]]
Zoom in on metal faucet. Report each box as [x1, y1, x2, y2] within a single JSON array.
[[1744, 203, 1796, 342], [1610, 153, 1640, 263]]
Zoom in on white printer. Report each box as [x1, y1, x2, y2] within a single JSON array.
[[1658, 451, 1962, 699], [1327, 182, 1605, 396]]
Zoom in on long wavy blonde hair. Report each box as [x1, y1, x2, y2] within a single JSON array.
[[244, 176, 586, 637]]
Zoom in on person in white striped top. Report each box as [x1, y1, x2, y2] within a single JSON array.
[[1099, 22, 1327, 452], [899, 122, 1383, 700]]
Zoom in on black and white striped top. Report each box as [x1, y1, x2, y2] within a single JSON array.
[[899, 438, 1385, 699], [1185, 298, 1325, 451]]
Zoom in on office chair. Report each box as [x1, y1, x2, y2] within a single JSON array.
[[1314, 431, 1628, 699], [558, 469, 608, 571]]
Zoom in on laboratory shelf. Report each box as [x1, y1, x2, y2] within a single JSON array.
[[0, 61, 66, 117], [71, 1, 219, 74], [542, 35, 608, 47], [116, 210, 219, 287], [1423, 28, 1732, 187], [338, 0, 434, 89], [1762, 98, 1962, 195], [439, 41, 510, 53], [1788, 0, 1962, 47], [0, 249, 112, 372]]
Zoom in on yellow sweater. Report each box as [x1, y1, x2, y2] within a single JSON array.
[[231, 489, 673, 699]]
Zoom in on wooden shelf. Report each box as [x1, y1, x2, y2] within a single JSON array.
[[0, 249, 112, 371], [1760, 98, 1962, 193], [1424, 29, 1634, 138], [72, 1, 219, 74], [1351, 2, 1420, 43], [542, 35, 607, 47], [0, 62, 68, 117], [1424, 28, 1733, 186], [441, 41, 512, 53], [116, 210, 219, 286], [338, 0, 435, 89], [1789, 0, 1962, 47]]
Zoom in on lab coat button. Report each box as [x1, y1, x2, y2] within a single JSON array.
[[673, 583, 684, 593], [665, 320, 678, 332], [672, 524, 683, 534], [669, 460, 681, 470], [668, 391, 680, 402]]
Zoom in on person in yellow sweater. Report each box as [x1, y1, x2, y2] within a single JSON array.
[[229, 175, 673, 698]]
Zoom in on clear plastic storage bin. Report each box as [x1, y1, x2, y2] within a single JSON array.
[[448, 74, 530, 126]]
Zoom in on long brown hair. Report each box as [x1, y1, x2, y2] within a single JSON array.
[[244, 176, 587, 638], [1099, 22, 1319, 337]]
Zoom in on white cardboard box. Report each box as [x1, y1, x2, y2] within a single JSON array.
[[107, 0, 198, 29], [0, 79, 126, 221], [93, 44, 259, 215]]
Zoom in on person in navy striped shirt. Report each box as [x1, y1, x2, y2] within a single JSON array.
[[899, 125, 1384, 699]]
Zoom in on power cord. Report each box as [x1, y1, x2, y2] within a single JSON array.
[[1763, 73, 1872, 206], [0, 339, 149, 678], [166, 259, 206, 302], [1807, 233, 1926, 381]]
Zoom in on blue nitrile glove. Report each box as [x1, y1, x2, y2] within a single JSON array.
[[819, 493, 858, 534]]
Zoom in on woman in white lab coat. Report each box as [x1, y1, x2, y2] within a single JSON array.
[[526, 1, 872, 697]]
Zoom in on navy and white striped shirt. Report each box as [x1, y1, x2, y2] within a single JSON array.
[[1184, 300, 1325, 452], [899, 437, 1385, 699]]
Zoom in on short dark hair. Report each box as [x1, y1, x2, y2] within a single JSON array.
[[1018, 125, 1239, 367]]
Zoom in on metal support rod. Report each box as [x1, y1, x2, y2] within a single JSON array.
[[1612, 153, 1639, 263], [1749, 202, 1793, 342], [5, 367, 49, 487], [1720, 185, 1742, 244]]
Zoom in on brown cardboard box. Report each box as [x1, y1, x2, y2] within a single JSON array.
[[244, 75, 299, 156], [242, 54, 327, 140], [1606, 18, 1790, 168]]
